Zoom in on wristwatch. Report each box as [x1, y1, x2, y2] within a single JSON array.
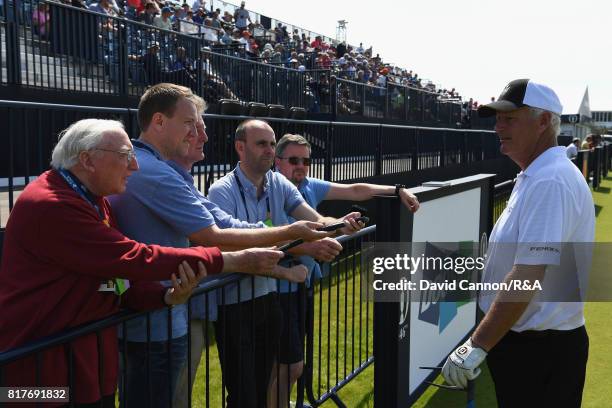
[[394, 184, 407, 196]]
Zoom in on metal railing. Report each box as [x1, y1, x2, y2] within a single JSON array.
[[0, 222, 376, 408], [492, 179, 515, 223], [0, 99, 501, 227]]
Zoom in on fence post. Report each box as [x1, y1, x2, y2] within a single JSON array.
[[412, 128, 419, 171], [4, 0, 22, 85], [375, 125, 383, 176], [384, 83, 389, 119], [196, 38, 203, 96], [361, 83, 365, 117], [325, 122, 333, 181], [118, 24, 129, 97], [440, 130, 446, 167], [330, 75, 337, 119]]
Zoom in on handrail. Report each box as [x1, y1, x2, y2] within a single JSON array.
[[336, 77, 385, 90], [203, 49, 302, 72], [0, 101, 495, 133], [0, 271, 245, 365]]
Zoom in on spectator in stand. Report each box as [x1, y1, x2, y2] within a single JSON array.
[[239, 30, 251, 52], [581, 135, 592, 150], [274, 23, 285, 43], [248, 36, 259, 56], [191, 0, 204, 12], [89, 0, 116, 16], [356, 42, 364, 54], [153, 6, 173, 30], [311, 35, 323, 50], [141, 42, 162, 85], [179, 10, 199, 35], [210, 10, 221, 28], [222, 10, 233, 24], [336, 41, 346, 57], [377, 68, 388, 87], [139, 1, 158, 25], [175, 2, 189, 20], [32, 2, 50, 39], [200, 18, 218, 42], [234, 0, 251, 32], [193, 7, 205, 24], [220, 28, 232, 45]]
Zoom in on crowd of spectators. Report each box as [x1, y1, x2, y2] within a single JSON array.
[[33, 0, 481, 119]]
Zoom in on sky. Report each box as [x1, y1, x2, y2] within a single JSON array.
[[243, 0, 612, 113]]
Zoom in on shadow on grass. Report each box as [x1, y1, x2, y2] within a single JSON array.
[[594, 186, 611, 194], [418, 363, 498, 408], [595, 204, 603, 217]]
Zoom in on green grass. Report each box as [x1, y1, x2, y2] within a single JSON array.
[[186, 176, 612, 407]]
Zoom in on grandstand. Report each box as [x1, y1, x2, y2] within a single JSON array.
[[0, 0, 492, 128]]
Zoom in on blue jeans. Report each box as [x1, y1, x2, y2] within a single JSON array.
[[118, 335, 188, 408]]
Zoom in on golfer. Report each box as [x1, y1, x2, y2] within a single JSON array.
[[442, 79, 594, 408]]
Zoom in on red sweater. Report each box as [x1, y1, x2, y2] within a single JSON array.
[[0, 170, 224, 404]]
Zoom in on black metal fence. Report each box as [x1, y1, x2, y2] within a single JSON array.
[[0, 99, 501, 227], [0, 218, 375, 408], [492, 179, 515, 223]]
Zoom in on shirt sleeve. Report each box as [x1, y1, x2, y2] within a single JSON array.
[[38, 198, 224, 281], [131, 172, 216, 236], [514, 180, 565, 266], [207, 178, 238, 217], [308, 178, 331, 207]]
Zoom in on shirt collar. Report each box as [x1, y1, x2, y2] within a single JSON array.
[[297, 177, 311, 192], [133, 139, 163, 161], [234, 162, 270, 194], [520, 146, 566, 178], [167, 160, 194, 183]]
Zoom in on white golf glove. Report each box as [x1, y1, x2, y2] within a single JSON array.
[[442, 338, 487, 389]]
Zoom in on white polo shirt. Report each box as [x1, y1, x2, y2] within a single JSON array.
[[479, 146, 594, 331]]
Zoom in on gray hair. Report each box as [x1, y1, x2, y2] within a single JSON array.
[[51, 119, 125, 169], [275, 133, 311, 156], [529, 107, 561, 137]]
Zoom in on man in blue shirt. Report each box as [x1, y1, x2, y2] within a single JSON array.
[[208, 119, 363, 408], [109, 84, 324, 407], [165, 98, 344, 406], [273, 133, 421, 404]]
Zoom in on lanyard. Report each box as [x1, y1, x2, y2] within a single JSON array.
[[57, 168, 106, 222], [132, 139, 159, 158], [57, 168, 128, 295], [234, 170, 271, 224]]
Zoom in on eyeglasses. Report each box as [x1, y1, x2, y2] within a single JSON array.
[[278, 156, 311, 166], [94, 148, 136, 164]]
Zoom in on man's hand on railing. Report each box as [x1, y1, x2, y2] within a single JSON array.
[[221, 247, 284, 276], [164, 261, 207, 305], [286, 220, 333, 241], [270, 264, 308, 283], [338, 212, 365, 236], [294, 237, 342, 262]]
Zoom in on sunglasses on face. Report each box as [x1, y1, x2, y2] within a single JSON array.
[[278, 156, 311, 166]]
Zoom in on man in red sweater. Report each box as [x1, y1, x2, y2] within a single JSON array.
[[0, 118, 299, 407]]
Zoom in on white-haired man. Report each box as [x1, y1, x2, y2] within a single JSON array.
[[442, 79, 594, 408], [0, 118, 284, 406]]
